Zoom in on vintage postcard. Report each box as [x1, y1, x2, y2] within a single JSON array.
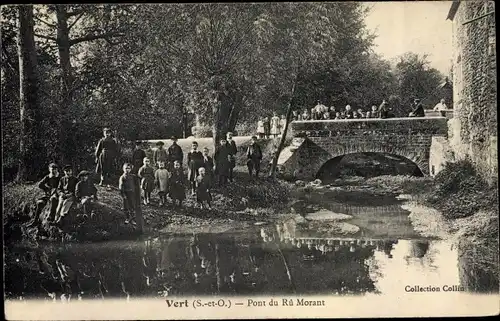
[[2, 1, 499, 319]]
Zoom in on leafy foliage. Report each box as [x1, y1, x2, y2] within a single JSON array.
[[2, 4, 444, 181], [426, 159, 499, 219]]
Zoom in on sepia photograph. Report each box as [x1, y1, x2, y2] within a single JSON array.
[[2, 1, 499, 319]]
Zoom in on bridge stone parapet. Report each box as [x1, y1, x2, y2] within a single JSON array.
[[279, 117, 449, 180], [291, 117, 448, 138]]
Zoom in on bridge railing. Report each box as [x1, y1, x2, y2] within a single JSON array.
[[290, 117, 448, 137]]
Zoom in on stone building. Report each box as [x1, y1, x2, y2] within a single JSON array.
[[446, 0, 497, 182]]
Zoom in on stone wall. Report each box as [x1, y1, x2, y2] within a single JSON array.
[[450, 0, 497, 182], [281, 118, 449, 180]]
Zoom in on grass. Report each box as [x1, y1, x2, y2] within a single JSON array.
[[3, 166, 292, 243]]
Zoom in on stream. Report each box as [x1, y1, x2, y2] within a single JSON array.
[[4, 187, 499, 300]]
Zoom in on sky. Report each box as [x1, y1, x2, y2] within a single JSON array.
[[364, 1, 453, 76]]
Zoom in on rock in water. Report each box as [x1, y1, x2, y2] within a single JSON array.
[[305, 210, 353, 221], [299, 221, 360, 236], [313, 179, 322, 185], [295, 180, 306, 187]]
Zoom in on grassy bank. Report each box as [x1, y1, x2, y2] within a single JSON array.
[[3, 172, 291, 243], [3, 136, 291, 243]]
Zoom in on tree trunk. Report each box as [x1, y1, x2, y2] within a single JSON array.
[[227, 93, 243, 133], [55, 5, 75, 165], [268, 79, 296, 179], [16, 4, 41, 181], [212, 94, 222, 152]]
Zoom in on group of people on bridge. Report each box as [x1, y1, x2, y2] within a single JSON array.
[[290, 98, 450, 121]]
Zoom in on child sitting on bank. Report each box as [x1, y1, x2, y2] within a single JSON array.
[[169, 160, 186, 207], [55, 165, 78, 224], [28, 163, 61, 227], [119, 163, 140, 225], [155, 161, 170, 207], [195, 167, 212, 210], [138, 157, 155, 205], [75, 170, 98, 218]]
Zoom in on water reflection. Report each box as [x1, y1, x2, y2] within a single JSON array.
[[4, 225, 498, 301]]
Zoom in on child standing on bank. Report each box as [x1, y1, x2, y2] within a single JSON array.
[[138, 157, 155, 205], [187, 141, 203, 196], [132, 141, 146, 175], [119, 163, 139, 224], [169, 160, 186, 207], [155, 161, 170, 207], [195, 167, 212, 210]]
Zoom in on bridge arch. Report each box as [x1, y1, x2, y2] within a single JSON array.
[[284, 117, 448, 180], [315, 152, 425, 180]]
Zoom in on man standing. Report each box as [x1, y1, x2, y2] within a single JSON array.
[[226, 132, 237, 182], [153, 141, 168, 168], [214, 138, 231, 186], [168, 136, 183, 171], [246, 136, 263, 178], [433, 98, 448, 117]]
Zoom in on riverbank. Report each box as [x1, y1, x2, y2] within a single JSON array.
[[3, 136, 293, 243], [3, 169, 292, 243]]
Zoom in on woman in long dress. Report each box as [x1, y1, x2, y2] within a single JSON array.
[[257, 119, 265, 139], [279, 115, 287, 136], [95, 128, 119, 188], [270, 112, 280, 138]]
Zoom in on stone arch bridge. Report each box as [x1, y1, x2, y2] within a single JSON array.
[[277, 117, 449, 180]]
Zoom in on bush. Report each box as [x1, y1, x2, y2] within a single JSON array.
[[426, 159, 499, 219], [192, 125, 213, 138]]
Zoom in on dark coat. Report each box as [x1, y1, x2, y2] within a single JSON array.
[[411, 102, 425, 117], [169, 169, 186, 200], [38, 174, 61, 196], [195, 175, 212, 203], [168, 144, 184, 164], [132, 148, 147, 173], [247, 143, 263, 161], [214, 145, 231, 176], [95, 137, 118, 175], [57, 175, 78, 197], [227, 140, 237, 168], [75, 180, 98, 201], [187, 150, 204, 182]]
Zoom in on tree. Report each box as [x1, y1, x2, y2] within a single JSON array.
[[264, 2, 375, 177], [32, 4, 128, 164], [16, 5, 43, 181], [394, 52, 444, 114]]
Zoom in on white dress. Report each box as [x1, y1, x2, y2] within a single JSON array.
[[279, 118, 287, 134], [257, 120, 265, 134], [270, 116, 280, 135]]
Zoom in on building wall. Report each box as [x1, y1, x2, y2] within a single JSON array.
[[450, 0, 497, 182]]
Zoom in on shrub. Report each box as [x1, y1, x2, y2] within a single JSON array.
[[192, 125, 213, 138], [426, 158, 499, 219]]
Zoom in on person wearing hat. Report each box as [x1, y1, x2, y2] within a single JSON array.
[[55, 165, 78, 223], [167, 136, 183, 171], [246, 136, 263, 178], [95, 127, 119, 188], [75, 170, 98, 217], [409, 98, 425, 117], [132, 141, 147, 175], [28, 163, 61, 227], [153, 141, 168, 169]]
